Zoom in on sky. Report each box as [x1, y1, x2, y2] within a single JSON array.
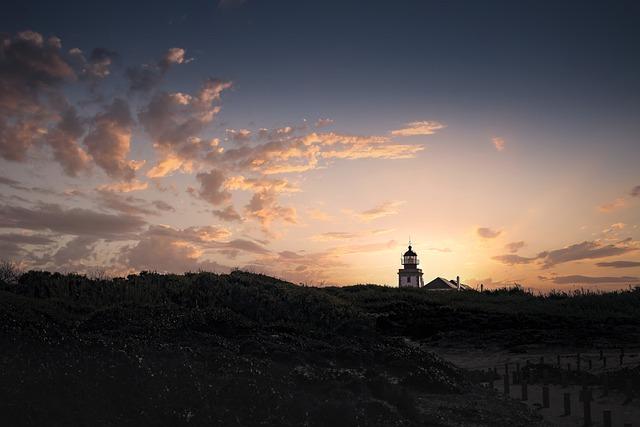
[[1, 0, 639, 289]]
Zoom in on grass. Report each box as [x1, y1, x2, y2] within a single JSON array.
[[1, 268, 638, 426]]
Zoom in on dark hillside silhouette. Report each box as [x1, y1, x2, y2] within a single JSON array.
[[1, 268, 639, 425]]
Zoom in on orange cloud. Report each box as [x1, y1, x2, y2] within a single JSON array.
[[307, 208, 332, 222], [221, 131, 424, 176], [224, 176, 300, 193], [354, 201, 405, 222], [598, 197, 626, 212], [477, 227, 502, 239], [97, 180, 149, 193], [390, 121, 445, 136], [312, 229, 394, 241], [492, 137, 505, 151]]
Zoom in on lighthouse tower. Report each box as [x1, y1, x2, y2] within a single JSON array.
[[398, 243, 424, 288]]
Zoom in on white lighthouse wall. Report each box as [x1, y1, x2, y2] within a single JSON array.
[[398, 273, 422, 288]]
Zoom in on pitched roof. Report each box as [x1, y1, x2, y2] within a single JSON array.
[[423, 277, 471, 290]]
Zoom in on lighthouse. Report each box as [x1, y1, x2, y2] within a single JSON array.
[[398, 243, 424, 288]]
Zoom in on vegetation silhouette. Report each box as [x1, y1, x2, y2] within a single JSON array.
[[1, 263, 638, 426]]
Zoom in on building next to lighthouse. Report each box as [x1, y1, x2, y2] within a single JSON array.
[[397, 243, 471, 290], [398, 244, 423, 287]]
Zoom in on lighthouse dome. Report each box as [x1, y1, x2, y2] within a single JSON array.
[[403, 245, 417, 257]]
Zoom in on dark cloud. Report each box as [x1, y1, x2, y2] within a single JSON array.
[[0, 233, 55, 245], [0, 31, 75, 163], [87, 48, 118, 76], [315, 118, 334, 128], [223, 239, 270, 254], [95, 190, 157, 217], [552, 275, 639, 285], [0, 176, 22, 188], [140, 78, 231, 177], [0, 31, 74, 99], [139, 92, 212, 147], [492, 239, 639, 268], [0, 117, 42, 161], [135, 225, 269, 255], [69, 47, 118, 82], [477, 227, 502, 239], [53, 236, 99, 265], [158, 48, 186, 72], [151, 200, 175, 212], [125, 64, 162, 93], [0, 203, 146, 239], [0, 242, 23, 260], [46, 105, 90, 176], [505, 241, 525, 253], [540, 240, 637, 268], [226, 128, 252, 144], [126, 47, 189, 93], [194, 169, 231, 206], [213, 205, 242, 222], [596, 260, 640, 268], [631, 185, 640, 197], [491, 254, 538, 265], [83, 98, 140, 181], [255, 126, 298, 141]]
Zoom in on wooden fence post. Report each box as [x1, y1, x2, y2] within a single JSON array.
[[503, 364, 510, 396], [521, 378, 528, 401], [603, 410, 612, 427], [625, 378, 633, 403], [563, 392, 571, 416], [542, 385, 550, 408], [582, 386, 592, 427], [503, 374, 510, 396], [577, 353, 581, 372]]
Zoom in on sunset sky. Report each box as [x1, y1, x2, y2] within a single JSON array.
[[1, 0, 639, 289]]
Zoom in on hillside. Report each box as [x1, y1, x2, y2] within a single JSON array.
[[2, 270, 639, 426]]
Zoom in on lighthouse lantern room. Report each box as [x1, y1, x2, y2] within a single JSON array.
[[398, 243, 424, 288]]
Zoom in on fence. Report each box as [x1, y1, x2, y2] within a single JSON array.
[[477, 348, 639, 426]]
